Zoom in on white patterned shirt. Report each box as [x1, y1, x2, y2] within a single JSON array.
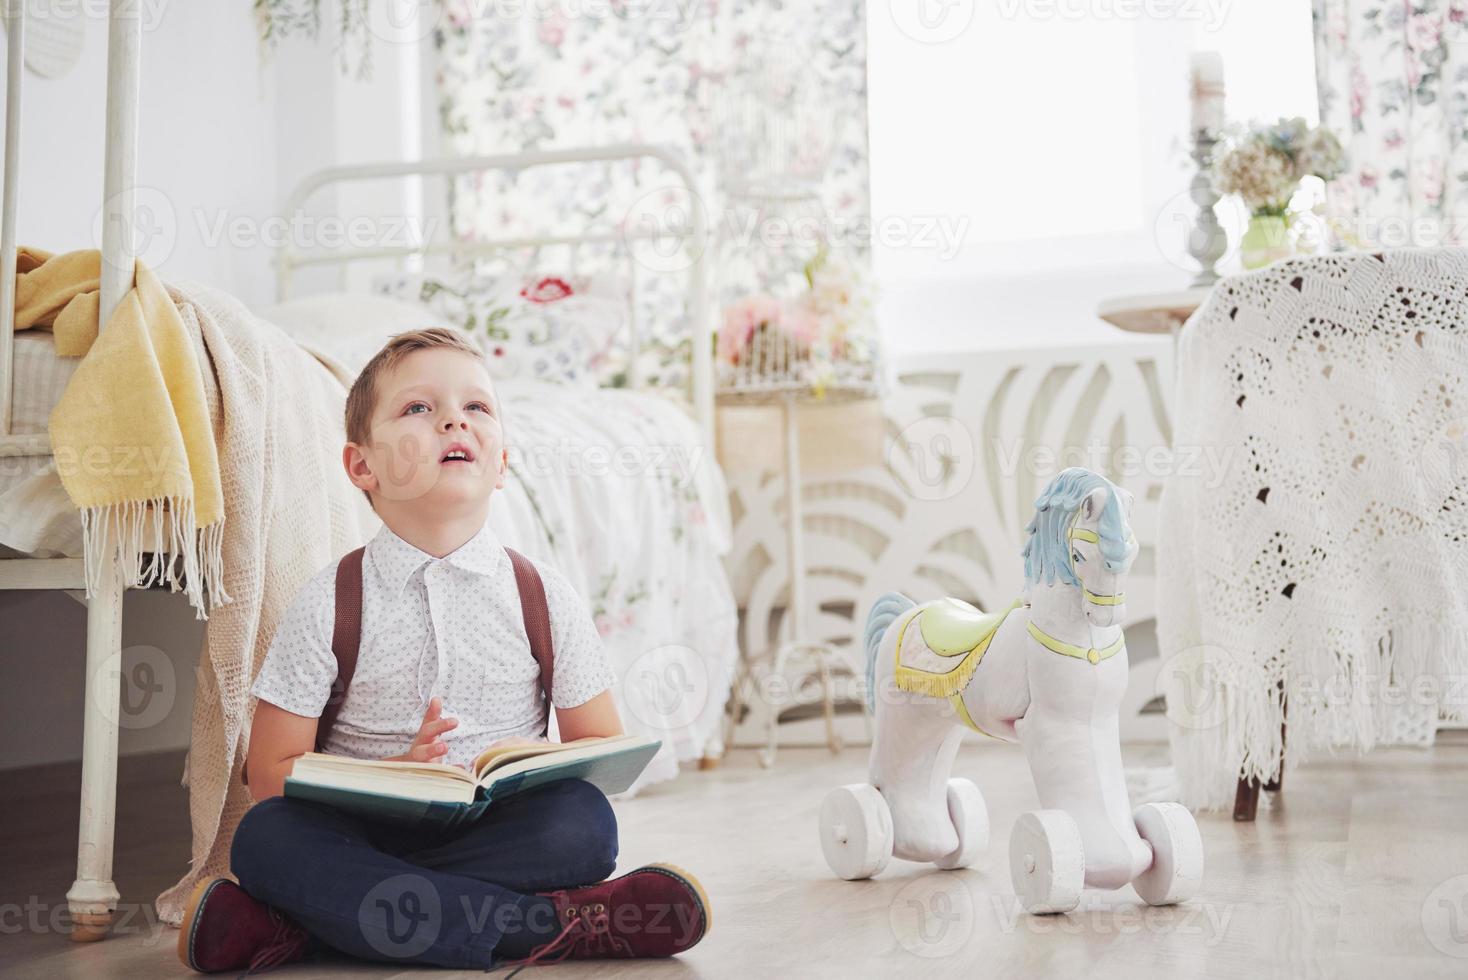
[[251, 519, 616, 768]]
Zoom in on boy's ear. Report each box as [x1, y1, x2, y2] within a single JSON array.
[[343, 443, 378, 494], [493, 447, 508, 490]]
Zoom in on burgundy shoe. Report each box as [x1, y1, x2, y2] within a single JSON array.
[[177, 877, 312, 974], [503, 864, 710, 973]]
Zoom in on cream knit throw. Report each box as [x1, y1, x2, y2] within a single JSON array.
[[152, 282, 375, 925], [1157, 248, 1468, 811]]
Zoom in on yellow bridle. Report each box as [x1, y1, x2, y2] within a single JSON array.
[[1066, 514, 1134, 608]]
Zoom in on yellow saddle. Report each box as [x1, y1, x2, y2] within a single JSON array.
[[919, 597, 1012, 656], [894, 597, 1022, 701]]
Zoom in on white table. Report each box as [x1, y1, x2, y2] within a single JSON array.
[[1095, 287, 1212, 338], [716, 390, 882, 765]]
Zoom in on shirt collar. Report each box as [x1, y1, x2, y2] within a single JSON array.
[[368, 519, 506, 597]]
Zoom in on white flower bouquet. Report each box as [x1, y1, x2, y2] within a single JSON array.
[[1214, 117, 1346, 217]]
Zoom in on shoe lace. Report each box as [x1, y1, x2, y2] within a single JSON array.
[[493, 905, 634, 978], [238, 908, 310, 978]]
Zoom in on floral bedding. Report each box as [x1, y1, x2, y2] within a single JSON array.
[[375, 271, 629, 387], [485, 379, 737, 788]]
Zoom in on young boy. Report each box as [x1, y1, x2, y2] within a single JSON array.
[[178, 328, 710, 973]]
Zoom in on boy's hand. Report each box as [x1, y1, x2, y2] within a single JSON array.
[[388, 696, 457, 763]]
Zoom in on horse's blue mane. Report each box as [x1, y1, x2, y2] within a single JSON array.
[[1021, 468, 1130, 587]]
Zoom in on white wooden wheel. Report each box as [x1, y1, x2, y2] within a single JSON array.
[[819, 784, 894, 880], [1009, 810, 1084, 914], [933, 778, 989, 870], [1131, 802, 1204, 906]]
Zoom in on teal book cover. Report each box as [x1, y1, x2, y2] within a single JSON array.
[[284, 739, 661, 831]]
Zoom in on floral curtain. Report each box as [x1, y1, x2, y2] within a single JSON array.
[[433, 1, 871, 386], [1313, 0, 1468, 247]]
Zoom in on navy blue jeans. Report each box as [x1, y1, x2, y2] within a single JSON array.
[[231, 779, 619, 969]]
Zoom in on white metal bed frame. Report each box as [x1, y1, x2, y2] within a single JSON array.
[[0, 4, 713, 940], [0, 3, 139, 942], [274, 142, 712, 439]]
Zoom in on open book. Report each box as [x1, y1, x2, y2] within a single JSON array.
[[284, 733, 661, 829]]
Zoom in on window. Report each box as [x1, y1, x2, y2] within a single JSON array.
[[866, 2, 1319, 286]]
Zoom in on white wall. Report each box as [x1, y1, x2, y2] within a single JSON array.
[[3, 4, 277, 304], [0, 4, 426, 770], [0, 2, 428, 309]]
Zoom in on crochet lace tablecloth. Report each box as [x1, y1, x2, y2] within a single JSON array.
[[1157, 249, 1468, 810]]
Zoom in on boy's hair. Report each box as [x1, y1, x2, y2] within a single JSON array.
[[345, 327, 493, 446]]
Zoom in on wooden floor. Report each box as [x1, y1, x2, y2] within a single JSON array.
[[3, 738, 1468, 979]]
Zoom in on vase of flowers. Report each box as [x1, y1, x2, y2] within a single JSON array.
[[1214, 117, 1346, 269], [1238, 213, 1292, 269]]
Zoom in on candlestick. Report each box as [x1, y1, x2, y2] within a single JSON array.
[[1190, 51, 1225, 136], [1188, 132, 1226, 287]]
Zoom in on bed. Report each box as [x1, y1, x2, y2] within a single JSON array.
[[0, 3, 732, 936]]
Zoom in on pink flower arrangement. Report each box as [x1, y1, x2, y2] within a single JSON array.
[[717, 294, 784, 364], [717, 251, 877, 394], [780, 302, 822, 346], [715, 293, 831, 366]]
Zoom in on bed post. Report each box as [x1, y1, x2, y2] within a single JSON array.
[[687, 178, 712, 451], [66, 0, 141, 943], [0, 0, 22, 436]]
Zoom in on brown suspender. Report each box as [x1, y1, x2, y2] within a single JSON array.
[[505, 547, 556, 728], [319, 544, 557, 749], [316, 547, 366, 751], [245, 544, 556, 784]]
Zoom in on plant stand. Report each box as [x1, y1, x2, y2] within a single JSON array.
[[719, 387, 877, 767]]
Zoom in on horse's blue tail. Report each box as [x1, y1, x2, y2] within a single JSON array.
[[865, 592, 915, 712]]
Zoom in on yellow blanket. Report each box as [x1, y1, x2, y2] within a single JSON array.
[[14, 247, 227, 613]]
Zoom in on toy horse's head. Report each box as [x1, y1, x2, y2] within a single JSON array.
[[1021, 468, 1138, 627]]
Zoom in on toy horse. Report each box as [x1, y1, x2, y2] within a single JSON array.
[[818, 468, 1202, 913]]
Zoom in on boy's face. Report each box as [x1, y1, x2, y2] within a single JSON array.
[[344, 348, 508, 514]]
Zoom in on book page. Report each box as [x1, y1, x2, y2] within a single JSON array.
[[475, 735, 651, 788], [292, 752, 474, 784], [470, 734, 638, 781]]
